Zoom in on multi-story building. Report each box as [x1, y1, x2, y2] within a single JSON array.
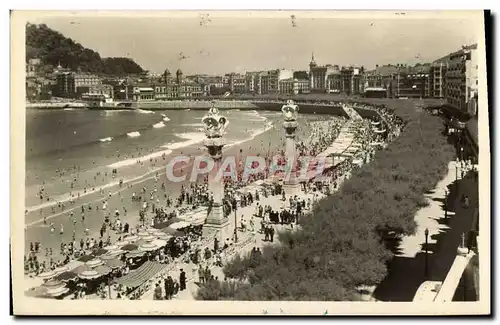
[[26, 58, 41, 78], [340, 66, 364, 95], [279, 78, 310, 95], [309, 54, 340, 93], [364, 64, 430, 98], [125, 68, 204, 101], [228, 73, 246, 94], [194, 75, 224, 95], [267, 69, 294, 94], [53, 72, 102, 98], [443, 44, 479, 115], [245, 71, 268, 94], [394, 65, 431, 98], [430, 61, 447, 98]]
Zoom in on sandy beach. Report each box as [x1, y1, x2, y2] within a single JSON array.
[[24, 112, 338, 264]]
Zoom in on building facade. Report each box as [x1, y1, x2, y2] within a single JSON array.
[[430, 62, 447, 98], [53, 72, 102, 98], [228, 73, 246, 93], [121, 68, 203, 101], [444, 44, 479, 114], [279, 78, 310, 95]]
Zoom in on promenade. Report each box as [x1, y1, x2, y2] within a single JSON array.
[[24, 102, 383, 301], [373, 160, 479, 301], [140, 107, 368, 300]]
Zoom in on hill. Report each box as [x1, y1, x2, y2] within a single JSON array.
[[26, 23, 144, 75]]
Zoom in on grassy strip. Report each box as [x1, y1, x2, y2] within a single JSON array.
[[197, 99, 455, 301]]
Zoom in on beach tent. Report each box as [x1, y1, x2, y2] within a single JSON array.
[[137, 231, 150, 238], [123, 235, 139, 242], [37, 270, 57, 280], [114, 240, 129, 247], [78, 255, 95, 263], [78, 270, 102, 280], [104, 258, 124, 270], [64, 260, 84, 272], [189, 215, 206, 227], [42, 279, 65, 290], [169, 221, 191, 230], [156, 233, 172, 241], [113, 261, 167, 289], [94, 265, 113, 276], [52, 266, 69, 275], [152, 217, 184, 230], [121, 243, 139, 252], [45, 286, 69, 298], [126, 250, 147, 258], [100, 252, 121, 260], [85, 258, 105, 268], [55, 271, 78, 282], [139, 242, 160, 252], [161, 227, 185, 237]]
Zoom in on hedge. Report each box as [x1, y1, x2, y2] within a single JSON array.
[[196, 99, 455, 301]]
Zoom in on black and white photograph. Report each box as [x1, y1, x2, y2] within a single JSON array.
[[10, 10, 490, 315]]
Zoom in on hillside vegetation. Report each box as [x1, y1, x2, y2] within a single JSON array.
[[26, 23, 144, 75]]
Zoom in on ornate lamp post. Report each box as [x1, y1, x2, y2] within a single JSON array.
[[424, 228, 429, 278], [281, 100, 300, 197], [232, 197, 238, 243], [201, 103, 230, 242]]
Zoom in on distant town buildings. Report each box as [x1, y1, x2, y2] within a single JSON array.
[[25, 43, 480, 117]]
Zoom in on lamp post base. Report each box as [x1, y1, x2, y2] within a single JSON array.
[[283, 181, 301, 198], [203, 220, 230, 243]]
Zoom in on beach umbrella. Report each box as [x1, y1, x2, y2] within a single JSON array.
[[63, 260, 84, 272], [42, 279, 65, 290], [156, 233, 172, 241], [85, 258, 104, 268], [151, 239, 167, 248], [77, 255, 95, 263], [169, 221, 191, 230], [137, 231, 149, 237], [190, 216, 206, 227], [162, 228, 184, 236], [52, 265, 69, 275], [139, 242, 160, 252], [104, 244, 120, 253], [121, 243, 138, 251], [123, 235, 139, 242], [126, 250, 146, 258], [104, 258, 124, 270], [55, 271, 78, 282], [78, 269, 102, 280], [95, 265, 112, 276], [72, 264, 90, 275], [114, 240, 129, 247], [141, 235, 156, 242], [151, 230, 164, 237], [92, 248, 108, 257], [100, 252, 120, 260], [37, 270, 57, 280], [46, 286, 69, 298], [146, 228, 157, 234]]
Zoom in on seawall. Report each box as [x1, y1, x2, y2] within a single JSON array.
[[136, 100, 258, 110]]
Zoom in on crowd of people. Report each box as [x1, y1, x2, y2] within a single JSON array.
[[26, 100, 406, 300]]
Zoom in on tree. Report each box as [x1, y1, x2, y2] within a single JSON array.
[[25, 23, 144, 75]]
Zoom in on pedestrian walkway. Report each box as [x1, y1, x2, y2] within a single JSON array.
[[373, 160, 479, 301]]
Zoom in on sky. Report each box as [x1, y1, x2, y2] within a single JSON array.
[[30, 11, 483, 75]]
